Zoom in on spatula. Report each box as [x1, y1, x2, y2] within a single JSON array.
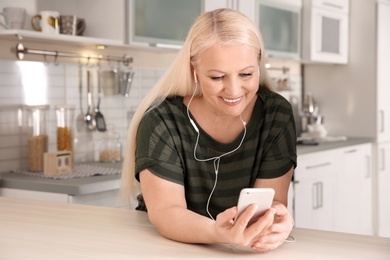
[[95, 67, 106, 132]]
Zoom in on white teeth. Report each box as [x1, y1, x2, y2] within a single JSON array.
[[223, 97, 242, 103]]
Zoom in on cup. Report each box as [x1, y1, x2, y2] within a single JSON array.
[[31, 11, 59, 34], [0, 7, 26, 29], [59, 15, 86, 35]]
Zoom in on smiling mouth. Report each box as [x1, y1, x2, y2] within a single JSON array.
[[222, 96, 242, 103]]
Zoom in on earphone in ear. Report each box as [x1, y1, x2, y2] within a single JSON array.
[[258, 66, 261, 77], [193, 70, 198, 83]]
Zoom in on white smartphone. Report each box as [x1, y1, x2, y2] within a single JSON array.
[[235, 188, 275, 222]]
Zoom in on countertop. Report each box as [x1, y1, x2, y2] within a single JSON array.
[[0, 137, 373, 196], [296, 137, 373, 155], [0, 162, 121, 196], [0, 197, 389, 259]]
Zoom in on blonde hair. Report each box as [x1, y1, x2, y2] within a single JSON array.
[[120, 8, 274, 206]]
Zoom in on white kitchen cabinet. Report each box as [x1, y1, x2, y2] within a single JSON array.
[[294, 150, 338, 231], [204, 0, 256, 23], [302, 0, 349, 64], [334, 143, 373, 235], [377, 2, 390, 143], [378, 142, 390, 238], [256, 0, 302, 60], [129, 0, 203, 48]]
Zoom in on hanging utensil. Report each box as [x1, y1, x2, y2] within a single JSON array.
[[95, 66, 107, 132], [124, 71, 135, 97], [76, 64, 86, 132], [84, 69, 96, 131]]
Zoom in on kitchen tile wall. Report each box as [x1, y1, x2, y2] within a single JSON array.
[[0, 59, 301, 173], [0, 60, 164, 172]]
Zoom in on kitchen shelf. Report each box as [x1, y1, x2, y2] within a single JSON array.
[[0, 29, 180, 68], [0, 29, 125, 48]]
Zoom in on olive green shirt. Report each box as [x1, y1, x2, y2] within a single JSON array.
[[135, 87, 297, 218]]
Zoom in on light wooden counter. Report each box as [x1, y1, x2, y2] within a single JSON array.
[[0, 197, 389, 259]]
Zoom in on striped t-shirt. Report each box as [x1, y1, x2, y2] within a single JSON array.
[[135, 87, 297, 219]]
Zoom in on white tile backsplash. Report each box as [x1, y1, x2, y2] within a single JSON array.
[[0, 60, 164, 172], [0, 59, 301, 173]]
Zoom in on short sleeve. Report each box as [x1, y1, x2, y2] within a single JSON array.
[[258, 92, 297, 178], [135, 110, 184, 185]]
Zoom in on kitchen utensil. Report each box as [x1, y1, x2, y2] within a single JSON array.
[[84, 69, 96, 131], [117, 70, 135, 97], [124, 71, 135, 97], [76, 64, 85, 132], [95, 67, 106, 132], [303, 93, 315, 115]]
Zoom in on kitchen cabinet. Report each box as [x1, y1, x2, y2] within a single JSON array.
[[334, 143, 373, 236], [256, 0, 302, 60], [294, 150, 337, 231], [129, 0, 203, 48], [294, 142, 374, 235], [204, 0, 256, 23], [378, 142, 390, 238], [302, 0, 349, 64], [377, 1, 390, 238], [377, 1, 390, 143]]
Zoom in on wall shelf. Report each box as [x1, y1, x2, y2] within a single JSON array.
[[0, 29, 125, 48]]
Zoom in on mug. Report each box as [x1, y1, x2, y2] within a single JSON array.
[[31, 11, 59, 34], [59, 15, 86, 35], [0, 7, 26, 29]]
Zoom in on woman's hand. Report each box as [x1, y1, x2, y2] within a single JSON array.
[[214, 204, 276, 247], [250, 203, 294, 252]]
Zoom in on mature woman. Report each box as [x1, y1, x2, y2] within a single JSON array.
[[121, 8, 297, 252]]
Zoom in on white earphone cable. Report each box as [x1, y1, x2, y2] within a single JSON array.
[[187, 73, 247, 220]]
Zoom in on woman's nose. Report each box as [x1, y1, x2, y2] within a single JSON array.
[[224, 76, 241, 95]]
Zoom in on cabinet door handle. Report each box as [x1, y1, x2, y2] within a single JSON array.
[[380, 148, 386, 171], [318, 182, 323, 208], [380, 110, 385, 133], [312, 182, 323, 210], [344, 149, 357, 154], [312, 182, 318, 209], [365, 155, 371, 179], [306, 162, 331, 170]]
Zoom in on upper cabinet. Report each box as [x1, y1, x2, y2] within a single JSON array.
[[302, 0, 350, 64], [204, 0, 256, 23], [256, 0, 302, 60], [129, 0, 203, 48]]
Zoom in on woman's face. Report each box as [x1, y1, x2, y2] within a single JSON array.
[[195, 43, 260, 118]]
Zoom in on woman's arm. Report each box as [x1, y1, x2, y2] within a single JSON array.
[[139, 169, 275, 246]]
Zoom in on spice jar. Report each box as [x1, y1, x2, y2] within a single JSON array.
[[27, 105, 49, 172], [55, 105, 75, 163], [98, 125, 122, 162]]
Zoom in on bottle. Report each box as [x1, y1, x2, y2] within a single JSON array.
[[27, 105, 49, 172], [55, 104, 75, 164], [98, 125, 122, 163]]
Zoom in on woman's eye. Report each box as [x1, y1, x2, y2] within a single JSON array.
[[210, 76, 224, 81], [240, 73, 253, 78]]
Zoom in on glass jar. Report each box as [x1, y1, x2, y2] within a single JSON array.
[[98, 125, 122, 163], [27, 105, 49, 172], [55, 104, 75, 163]]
